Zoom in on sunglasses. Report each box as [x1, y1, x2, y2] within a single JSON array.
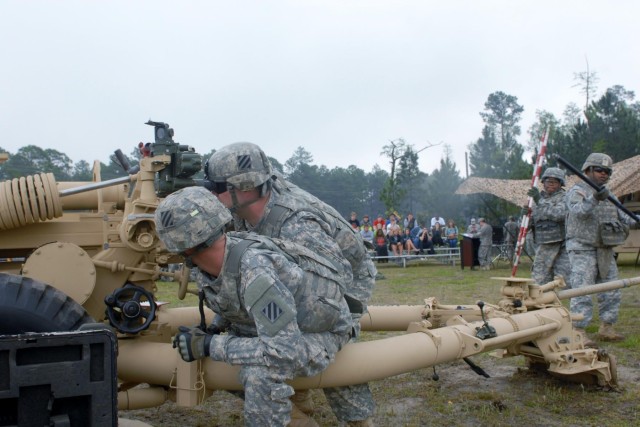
[[211, 181, 229, 194], [592, 167, 611, 175]]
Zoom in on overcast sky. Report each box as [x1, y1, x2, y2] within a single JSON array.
[[1, 1, 638, 177]]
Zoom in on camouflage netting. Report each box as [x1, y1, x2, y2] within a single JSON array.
[[455, 155, 640, 206]]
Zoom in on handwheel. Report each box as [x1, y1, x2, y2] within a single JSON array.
[[104, 283, 157, 334]]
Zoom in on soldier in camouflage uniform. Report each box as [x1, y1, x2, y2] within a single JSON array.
[[528, 167, 570, 286], [566, 153, 636, 342], [206, 142, 376, 426], [155, 187, 354, 427], [503, 216, 518, 263], [472, 218, 493, 270]]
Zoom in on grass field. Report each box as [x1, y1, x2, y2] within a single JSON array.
[[122, 254, 640, 426]]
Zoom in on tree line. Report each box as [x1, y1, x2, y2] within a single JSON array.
[[2, 76, 639, 231]]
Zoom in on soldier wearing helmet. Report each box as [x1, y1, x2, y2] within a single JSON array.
[[206, 142, 376, 426], [155, 187, 353, 427], [527, 166, 571, 287], [566, 153, 633, 344]]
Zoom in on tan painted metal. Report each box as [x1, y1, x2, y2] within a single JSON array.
[[22, 242, 96, 304]]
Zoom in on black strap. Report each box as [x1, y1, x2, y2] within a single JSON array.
[[226, 239, 258, 276]]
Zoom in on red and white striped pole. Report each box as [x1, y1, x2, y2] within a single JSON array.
[[511, 127, 549, 277]]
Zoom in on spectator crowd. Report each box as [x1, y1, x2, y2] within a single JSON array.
[[348, 211, 460, 263]]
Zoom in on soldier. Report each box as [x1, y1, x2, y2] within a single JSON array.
[[502, 216, 518, 262], [566, 153, 636, 343], [155, 187, 353, 427], [527, 167, 570, 285], [206, 142, 376, 426], [472, 218, 493, 270]]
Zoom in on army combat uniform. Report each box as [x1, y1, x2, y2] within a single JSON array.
[[156, 186, 355, 426], [566, 181, 631, 329], [531, 188, 570, 285], [237, 177, 377, 422]]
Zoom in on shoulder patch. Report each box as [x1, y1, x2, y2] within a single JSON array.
[[245, 276, 295, 336]]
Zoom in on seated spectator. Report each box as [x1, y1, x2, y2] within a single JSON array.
[[402, 228, 419, 255], [444, 219, 459, 248], [404, 213, 416, 230], [410, 224, 422, 248], [386, 215, 400, 235], [361, 214, 372, 230], [360, 223, 374, 245], [432, 222, 445, 247], [373, 213, 386, 231], [418, 226, 436, 254], [431, 215, 446, 228], [387, 228, 403, 257], [349, 211, 360, 229], [374, 229, 389, 263]]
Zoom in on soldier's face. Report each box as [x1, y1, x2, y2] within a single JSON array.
[[543, 178, 561, 194], [587, 167, 611, 186]]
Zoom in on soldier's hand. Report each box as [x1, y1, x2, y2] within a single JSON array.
[[173, 326, 212, 362], [527, 187, 540, 203], [594, 186, 610, 201]]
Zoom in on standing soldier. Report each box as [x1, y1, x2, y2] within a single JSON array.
[[155, 187, 354, 427], [527, 167, 570, 285], [472, 218, 493, 270], [502, 216, 518, 263], [566, 153, 635, 343], [206, 142, 376, 426]]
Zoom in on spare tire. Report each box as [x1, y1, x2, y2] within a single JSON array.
[[0, 273, 94, 334]]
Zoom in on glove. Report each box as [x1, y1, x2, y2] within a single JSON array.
[[527, 187, 540, 203], [594, 186, 610, 201], [173, 326, 212, 362]]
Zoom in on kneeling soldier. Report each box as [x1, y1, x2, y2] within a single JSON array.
[[155, 187, 353, 427]]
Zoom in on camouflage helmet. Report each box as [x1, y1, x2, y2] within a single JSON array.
[[581, 153, 613, 173], [205, 142, 273, 192], [541, 167, 565, 186], [155, 186, 231, 253]]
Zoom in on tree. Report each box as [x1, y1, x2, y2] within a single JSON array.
[[71, 160, 93, 181], [470, 92, 530, 179], [468, 126, 500, 177], [421, 145, 463, 224], [573, 59, 599, 113], [396, 146, 422, 213], [284, 147, 314, 177], [479, 91, 524, 153], [379, 139, 408, 213]]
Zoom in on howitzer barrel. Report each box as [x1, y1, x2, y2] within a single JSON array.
[[557, 276, 640, 300], [117, 307, 568, 393]]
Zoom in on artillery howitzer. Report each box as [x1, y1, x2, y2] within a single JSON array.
[[0, 121, 636, 424]]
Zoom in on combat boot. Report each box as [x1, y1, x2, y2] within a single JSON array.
[[347, 418, 375, 427], [574, 328, 597, 348], [597, 323, 625, 342], [289, 403, 319, 427], [290, 390, 315, 415]]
